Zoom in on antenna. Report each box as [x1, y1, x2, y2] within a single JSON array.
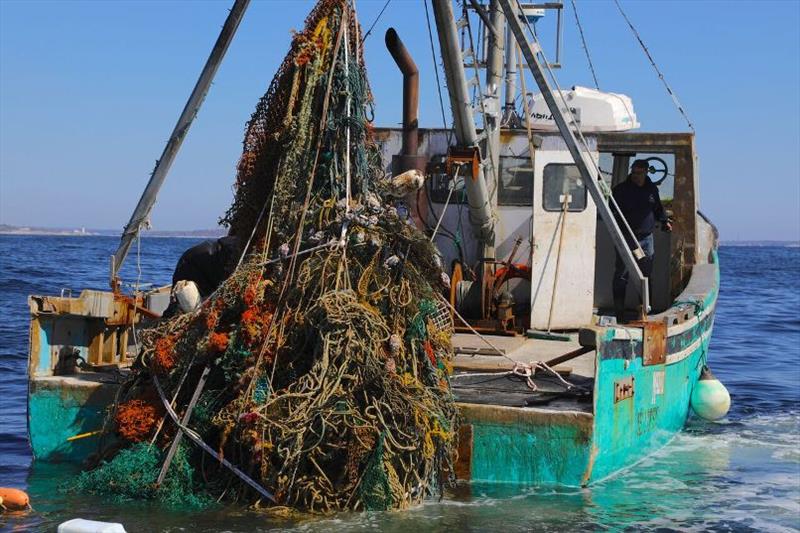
[[469, 2, 564, 69]]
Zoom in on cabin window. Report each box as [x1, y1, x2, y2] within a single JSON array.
[[498, 156, 533, 206], [542, 163, 587, 212], [428, 167, 467, 204], [630, 153, 676, 203]]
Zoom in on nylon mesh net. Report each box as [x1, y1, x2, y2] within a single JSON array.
[[72, 0, 458, 513]]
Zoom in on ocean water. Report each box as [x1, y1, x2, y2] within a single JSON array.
[[0, 235, 798, 532]]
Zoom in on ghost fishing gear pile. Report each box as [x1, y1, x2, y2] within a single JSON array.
[[73, 0, 458, 513]]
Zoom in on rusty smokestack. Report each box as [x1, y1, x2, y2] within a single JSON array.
[[385, 28, 424, 172]]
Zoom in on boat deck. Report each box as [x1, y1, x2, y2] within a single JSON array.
[[31, 334, 597, 417], [32, 369, 129, 389], [451, 332, 595, 413]]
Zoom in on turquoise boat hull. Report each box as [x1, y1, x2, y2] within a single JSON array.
[[455, 258, 719, 487], [28, 376, 116, 463], [27, 258, 720, 489]]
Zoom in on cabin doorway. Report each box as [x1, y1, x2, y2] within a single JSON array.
[[529, 149, 598, 330], [594, 133, 698, 315]]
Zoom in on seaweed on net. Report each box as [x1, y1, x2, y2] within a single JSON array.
[[79, 0, 458, 513]]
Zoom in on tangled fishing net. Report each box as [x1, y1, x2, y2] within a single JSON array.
[[74, 0, 458, 513]]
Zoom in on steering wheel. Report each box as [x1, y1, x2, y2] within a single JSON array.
[[645, 156, 669, 186]]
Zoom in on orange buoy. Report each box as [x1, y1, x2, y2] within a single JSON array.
[[0, 487, 30, 511]]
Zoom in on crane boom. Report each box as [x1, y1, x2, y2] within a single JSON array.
[[110, 0, 250, 287]]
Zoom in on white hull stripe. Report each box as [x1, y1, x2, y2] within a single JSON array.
[[666, 323, 713, 366]]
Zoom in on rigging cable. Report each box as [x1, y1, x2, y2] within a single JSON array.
[[430, 166, 461, 241], [612, 0, 695, 132], [439, 294, 576, 391], [423, 0, 459, 248], [514, 44, 535, 265], [424, 0, 454, 145], [569, 0, 600, 90], [360, 0, 391, 42]]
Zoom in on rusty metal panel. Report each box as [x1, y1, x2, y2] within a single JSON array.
[[642, 320, 667, 366], [446, 146, 480, 181], [614, 376, 635, 403]]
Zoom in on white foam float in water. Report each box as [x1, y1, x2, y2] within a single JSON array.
[[58, 518, 126, 533]]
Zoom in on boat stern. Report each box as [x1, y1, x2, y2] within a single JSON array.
[[26, 289, 160, 462]]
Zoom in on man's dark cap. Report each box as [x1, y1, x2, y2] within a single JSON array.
[[631, 159, 649, 169]]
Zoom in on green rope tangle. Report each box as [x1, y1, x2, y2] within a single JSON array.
[[77, 0, 458, 513]]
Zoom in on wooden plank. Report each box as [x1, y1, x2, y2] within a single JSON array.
[[543, 346, 594, 367], [89, 328, 104, 366], [670, 144, 697, 297]]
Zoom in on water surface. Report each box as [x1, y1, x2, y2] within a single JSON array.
[[1, 236, 798, 531]]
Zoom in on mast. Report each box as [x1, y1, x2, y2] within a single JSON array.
[[110, 0, 250, 287], [431, 0, 494, 246], [484, 0, 504, 215], [502, 0, 518, 124], [498, 0, 650, 314]]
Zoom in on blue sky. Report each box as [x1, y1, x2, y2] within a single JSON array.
[[1, 0, 798, 241]]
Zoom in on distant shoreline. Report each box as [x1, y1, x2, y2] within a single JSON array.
[[719, 240, 800, 247], [0, 225, 797, 247], [0, 224, 225, 239]]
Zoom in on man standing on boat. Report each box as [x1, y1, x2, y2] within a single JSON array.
[[612, 159, 671, 322]]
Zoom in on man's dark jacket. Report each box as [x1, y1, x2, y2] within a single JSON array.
[[172, 236, 240, 297], [612, 176, 667, 245]]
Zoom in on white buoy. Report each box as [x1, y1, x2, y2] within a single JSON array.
[[691, 366, 731, 421], [58, 518, 126, 533], [173, 280, 201, 313]]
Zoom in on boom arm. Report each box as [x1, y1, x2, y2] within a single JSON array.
[[431, 0, 495, 244], [110, 0, 250, 287]]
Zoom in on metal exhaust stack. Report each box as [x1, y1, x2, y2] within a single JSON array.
[[385, 28, 426, 173]]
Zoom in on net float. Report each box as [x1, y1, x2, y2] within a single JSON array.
[[0, 487, 30, 511], [691, 366, 731, 421]]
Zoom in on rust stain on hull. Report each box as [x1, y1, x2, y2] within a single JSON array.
[[581, 444, 599, 486], [454, 424, 473, 480]]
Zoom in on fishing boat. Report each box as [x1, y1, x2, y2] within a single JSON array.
[[25, 0, 726, 492]]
